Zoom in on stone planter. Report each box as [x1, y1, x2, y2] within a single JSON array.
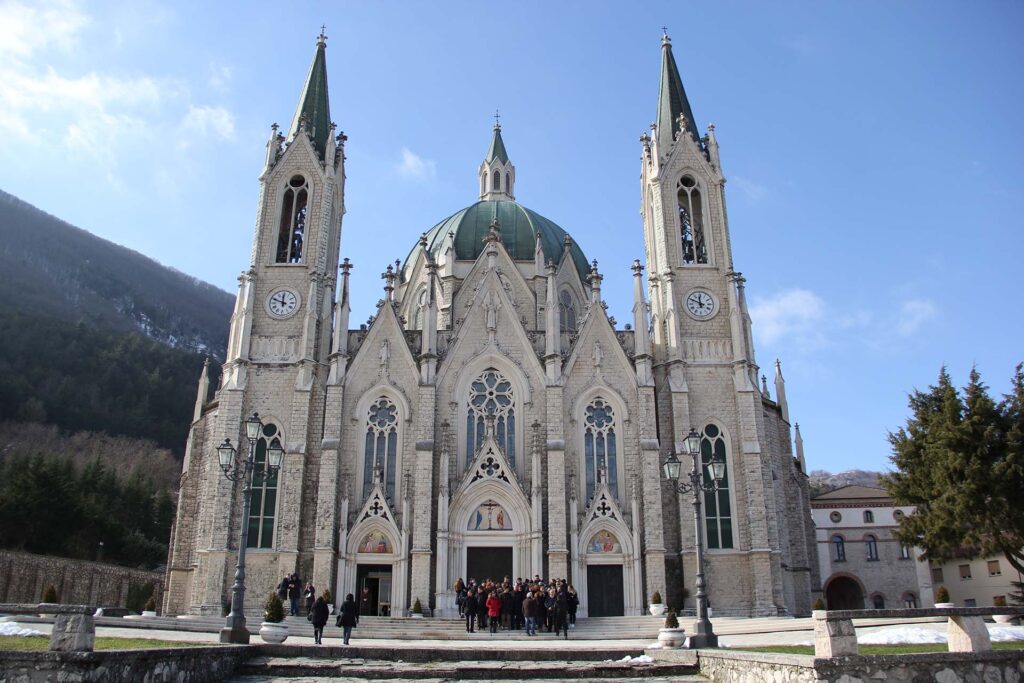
[[649, 603, 666, 617], [411, 613, 424, 619], [658, 626, 686, 648], [935, 602, 955, 609], [993, 614, 1015, 624], [141, 610, 157, 618], [259, 621, 289, 644]]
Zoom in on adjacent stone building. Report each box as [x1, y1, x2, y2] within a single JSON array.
[[811, 485, 933, 610], [164, 31, 818, 619]]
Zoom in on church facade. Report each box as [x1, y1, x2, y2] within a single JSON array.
[[164, 32, 819, 619]]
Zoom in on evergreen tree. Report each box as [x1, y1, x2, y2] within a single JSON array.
[[884, 366, 1024, 582]]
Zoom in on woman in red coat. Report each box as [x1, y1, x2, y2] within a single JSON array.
[[486, 590, 502, 634]]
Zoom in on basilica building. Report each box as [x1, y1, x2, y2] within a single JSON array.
[[164, 31, 819, 619]]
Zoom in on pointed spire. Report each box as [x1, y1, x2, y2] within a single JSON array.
[[774, 359, 790, 423], [479, 116, 515, 200], [794, 422, 806, 471], [288, 29, 332, 158], [487, 113, 509, 163], [656, 30, 700, 151], [192, 358, 210, 422]]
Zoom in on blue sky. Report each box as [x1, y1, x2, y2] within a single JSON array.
[[1, 1, 1021, 474]]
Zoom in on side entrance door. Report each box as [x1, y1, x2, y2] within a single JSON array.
[[587, 565, 624, 617]]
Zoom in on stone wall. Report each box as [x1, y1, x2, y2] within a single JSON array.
[[0, 646, 248, 683], [0, 550, 163, 610], [687, 648, 1024, 683]]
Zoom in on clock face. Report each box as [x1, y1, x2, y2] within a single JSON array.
[[686, 290, 715, 319], [267, 289, 299, 318]]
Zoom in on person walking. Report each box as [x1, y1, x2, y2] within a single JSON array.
[[486, 590, 502, 634], [304, 582, 316, 617], [464, 587, 477, 633], [287, 574, 302, 616], [554, 587, 569, 639], [310, 595, 329, 645], [336, 593, 359, 645]]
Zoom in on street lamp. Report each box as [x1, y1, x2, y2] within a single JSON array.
[[663, 427, 726, 649], [217, 412, 284, 644]]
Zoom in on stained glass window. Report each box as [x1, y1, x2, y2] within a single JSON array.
[[364, 398, 398, 500], [466, 369, 515, 467], [584, 399, 617, 500]]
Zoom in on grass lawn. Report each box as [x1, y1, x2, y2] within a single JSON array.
[[740, 641, 1024, 656], [0, 636, 215, 652]]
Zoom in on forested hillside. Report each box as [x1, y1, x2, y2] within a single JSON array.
[[0, 189, 233, 356]]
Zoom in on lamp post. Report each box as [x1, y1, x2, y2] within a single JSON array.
[[663, 427, 726, 649], [217, 412, 284, 644]]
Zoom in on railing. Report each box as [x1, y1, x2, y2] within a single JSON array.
[[813, 607, 1024, 657], [0, 603, 95, 652]]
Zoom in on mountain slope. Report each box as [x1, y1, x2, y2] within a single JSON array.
[[0, 189, 233, 357]]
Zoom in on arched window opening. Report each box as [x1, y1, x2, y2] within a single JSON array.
[[246, 423, 282, 548], [493, 171, 501, 191], [505, 172, 510, 192], [466, 368, 516, 468], [276, 175, 309, 263], [832, 535, 846, 562], [482, 171, 488, 193], [363, 398, 398, 501], [411, 286, 427, 329], [677, 175, 707, 265], [863, 510, 874, 523], [701, 424, 733, 549], [872, 594, 885, 609], [559, 289, 577, 333], [583, 399, 617, 501], [899, 543, 912, 560], [865, 534, 879, 561], [902, 592, 918, 608]]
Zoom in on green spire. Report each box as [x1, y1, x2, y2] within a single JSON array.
[[656, 31, 699, 151], [288, 30, 332, 157], [486, 121, 509, 164]]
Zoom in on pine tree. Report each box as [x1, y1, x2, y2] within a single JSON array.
[[883, 366, 1024, 579]]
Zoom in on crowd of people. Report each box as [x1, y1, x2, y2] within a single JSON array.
[[455, 575, 579, 638]]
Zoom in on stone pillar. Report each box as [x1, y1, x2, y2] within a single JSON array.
[[546, 439, 568, 579], [409, 437, 434, 612], [813, 612, 858, 657], [640, 441, 666, 603]]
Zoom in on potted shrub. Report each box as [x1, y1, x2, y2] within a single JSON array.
[[259, 592, 289, 644], [649, 591, 666, 616], [411, 597, 424, 618], [812, 597, 826, 612], [993, 595, 1014, 624], [934, 586, 953, 609], [322, 589, 334, 614], [657, 609, 686, 648], [142, 596, 158, 618]]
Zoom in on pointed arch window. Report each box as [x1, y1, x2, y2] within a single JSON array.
[[558, 289, 577, 333], [493, 171, 501, 191], [411, 286, 427, 329], [677, 175, 707, 264], [505, 172, 510, 193], [466, 368, 515, 468], [583, 399, 617, 501], [276, 175, 309, 263], [701, 424, 733, 549], [363, 398, 399, 500], [246, 423, 282, 548]]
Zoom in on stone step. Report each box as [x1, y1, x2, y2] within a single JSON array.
[[235, 654, 702, 680]]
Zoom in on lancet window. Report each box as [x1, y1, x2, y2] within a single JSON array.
[[559, 289, 577, 333], [701, 423, 733, 549], [466, 368, 516, 468], [276, 174, 309, 263], [584, 399, 618, 501], [363, 398, 398, 500], [493, 171, 500, 191], [246, 422, 282, 549], [677, 175, 707, 264]]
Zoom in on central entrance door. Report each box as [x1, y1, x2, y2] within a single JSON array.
[[466, 547, 512, 583], [355, 564, 393, 616], [587, 565, 624, 616]]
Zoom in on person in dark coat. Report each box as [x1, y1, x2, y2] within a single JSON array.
[[304, 582, 316, 617], [335, 593, 359, 645], [554, 588, 569, 639], [287, 574, 302, 616], [310, 596, 329, 644], [464, 587, 477, 633], [276, 575, 289, 602], [476, 588, 489, 630], [566, 585, 579, 628]]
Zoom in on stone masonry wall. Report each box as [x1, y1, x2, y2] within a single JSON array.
[[0, 550, 163, 609]]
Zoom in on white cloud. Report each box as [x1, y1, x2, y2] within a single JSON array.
[[749, 288, 826, 348], [731, 175, 769, 203], [181, 105, 235, 140], [208, 63, 233, 91], [896, 299, 937, 337], [396, 147, 436, 180], [0, 0, 89, 61]]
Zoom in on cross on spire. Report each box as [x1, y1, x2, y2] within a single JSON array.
[[493, 108, 501, 129]]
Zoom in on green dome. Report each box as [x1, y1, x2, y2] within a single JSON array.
[[414, 200, 589, 280]]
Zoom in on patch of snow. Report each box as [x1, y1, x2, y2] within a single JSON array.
[[990, 626, 1024, 642], [619, 654, 654, 663], [859, 627, 946, 645], [0, 622, 45, 637]]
